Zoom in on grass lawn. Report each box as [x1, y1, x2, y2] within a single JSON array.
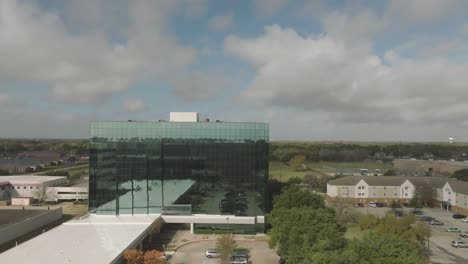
[[269, 161, 394, 182]]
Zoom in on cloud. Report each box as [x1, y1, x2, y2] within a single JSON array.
[[386, 0, 464, 23], [0, 1, 199, 104], [168, 71, 228, 101], [225, 25, 468, 125], [208, 13, 234, 31], [123, 98, 146, 113], [253, 0, 289, 17], [0, 93, 9, 104]]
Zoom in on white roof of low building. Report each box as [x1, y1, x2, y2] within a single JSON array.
[[0, 214, 160, 264], [0, 175, 66, 185]]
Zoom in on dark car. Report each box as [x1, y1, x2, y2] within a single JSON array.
[[231, 250, 249, 260], [394, 210, 404, 217], [421, 216, 436, 222], [453, 214, 467, 219], [411, 209, 424, 215], [459, 231, 468, 238]]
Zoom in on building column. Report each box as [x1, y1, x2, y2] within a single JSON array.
[[190, 223, 194, 234]]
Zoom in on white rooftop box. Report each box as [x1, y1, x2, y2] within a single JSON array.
[[169, 112, 199, 122]]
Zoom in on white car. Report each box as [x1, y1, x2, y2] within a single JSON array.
[[451, 240, 468, 248], [461, 218, 468, 223], [368, 202, 377, 208], [205, 249, 220, 258]]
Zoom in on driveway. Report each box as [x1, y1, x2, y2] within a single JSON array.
[[170, 240, 279, 264]]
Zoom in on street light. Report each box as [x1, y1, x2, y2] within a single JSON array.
[[226, 217, 230, 233]]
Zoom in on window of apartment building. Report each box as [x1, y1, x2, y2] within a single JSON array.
[[384, 193, 386, 196], [405, 186, 409, 190], [30, 186, 33, 189], [405, 193, 408, 197], [36, 187, 39, 189], [16, 186, 20, 189], [394, 193, 397, 196], [383, 187, 387, 189], [23, 186, 26, 189], [373, 193, 376, 196]]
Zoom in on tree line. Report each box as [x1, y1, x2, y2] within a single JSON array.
[[270, 142, 468, 162]]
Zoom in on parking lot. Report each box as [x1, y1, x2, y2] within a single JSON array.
[[350, 205, 468, 263], [421, 208, 468, 263], [170, 240, 279, 264]]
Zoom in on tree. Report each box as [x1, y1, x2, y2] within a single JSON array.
[[143, 250, 165, 264], [343, 232, 426, 264], [383, 169, 396, 176], [289, 155, 306, 171], [216, 235, 237, 264], [123, 249, 144, 264], [328, 197, 360, 227], [273, 186, 325, 210], [409, 190, 423, 209], [269, 207, 346, 263], [390, 200, 401, 210], [451, 168, 468, 181]]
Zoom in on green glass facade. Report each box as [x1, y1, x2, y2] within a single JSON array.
[[89, 121, 268, 232]]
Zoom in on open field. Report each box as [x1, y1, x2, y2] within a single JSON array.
[[269, 161, 393, 182]]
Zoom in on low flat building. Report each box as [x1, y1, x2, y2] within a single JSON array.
[[0, 175, 67, 201]]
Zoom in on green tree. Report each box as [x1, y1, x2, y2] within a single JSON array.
[[216, 235, 237, 264], [390, 200, 401, 210], [383, 169, 396, 176], [268, 207, 346, 263], [289, 155, 306, 171], [451, 168, 468, 181], [343, 232, 426, 264], [409, 191, 423, 209], [273, 186, 325, 210]]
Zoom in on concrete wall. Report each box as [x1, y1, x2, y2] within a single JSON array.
[[0, 208, 62, 245], [326, 184, 337, 197]]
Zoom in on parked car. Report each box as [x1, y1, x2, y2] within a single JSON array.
[[353, 203, 364, 208], [394, 210, 404, 217], [368, 202, 377, 208], [430, 220, 444, 225], [411, 209, 424, 215], [459, 231, 468, 238], [421, 216, 436, 222], [375, 202, 387, 208], [447, 227, 462, 233], [462, 218, 468, 223], [453, 214, 467, 219], [451, 240, 468, 248], [231, 250, 249, 260], [205, 249, 220, 258], [230, 258, 248, 264]]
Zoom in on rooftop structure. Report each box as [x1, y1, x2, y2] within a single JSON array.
[[169, 112, 199, 122]]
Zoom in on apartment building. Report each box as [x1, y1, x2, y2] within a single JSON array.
[[327, 176, 468, 214]]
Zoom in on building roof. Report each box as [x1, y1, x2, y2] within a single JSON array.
[[449, 181, 468, 196], [0, 175, 66, 185], [362, 176, 407, 186], [328, 175, 455, 188], [407, 177, 451, 189], [0, 214, 160, 264], [327, 176, 364, 186]]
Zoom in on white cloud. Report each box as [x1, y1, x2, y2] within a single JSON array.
[[225, 25, 468, 125], [123, 98, 146, 113], [322, 9, 385, 45], [208, 13, 234, 31], [253, 0, 289, 17], [0, 1, 200, 104], [168, 71, 227, 101], [0, 93, 9, 104], [386, 0, 463, 23]]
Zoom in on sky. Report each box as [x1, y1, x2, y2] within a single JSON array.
[[1, 0, 468, 141]]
